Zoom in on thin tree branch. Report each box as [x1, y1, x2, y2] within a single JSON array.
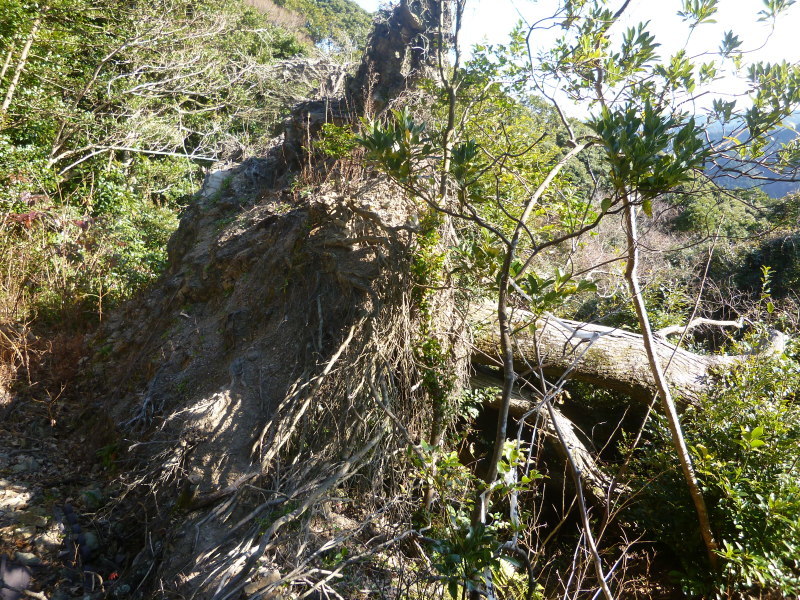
[[0, 10, 46, 117]]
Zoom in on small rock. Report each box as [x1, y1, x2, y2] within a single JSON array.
[[0, 555, 31, 599], [11, 456, 39, 473], [243, 569, 281, 596], [13, 551, 41, 566], [82, 531, 100, 553], [0, 487, 31, 512], [111, 584, 131, 598], [13, 525, 37, 538]]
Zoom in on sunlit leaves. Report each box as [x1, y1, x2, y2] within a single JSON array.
[[678, 0, 719, 26], [718, 30, 743, 58], [513, 263, 597, 313], [450, 139, 481, 189], [737, 425, 767, 451], [698, 61, 718, 84], [604, 22, 660, 85], [758, 0, 797, 21], [358, 108, 433, 185], [411, 441, 540, 597], [655, 50, 696, 92], [712, 98, 736, 123], [588, 102, 707, 204]]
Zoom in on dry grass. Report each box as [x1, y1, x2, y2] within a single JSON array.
[[243, 0, 313, 44], [0, 202, 137, 415]]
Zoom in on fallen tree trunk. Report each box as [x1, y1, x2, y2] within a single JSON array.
[[471, 303, 781, 405], [472, 373, 616, 503]]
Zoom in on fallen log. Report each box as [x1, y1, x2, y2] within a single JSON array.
[[471, 303, 784, 405], [472, 372, 616, 503]]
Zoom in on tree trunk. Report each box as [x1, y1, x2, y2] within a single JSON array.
[[622, 200, 719, 568], [0, 12, 44, 117], [470, 303, 756, 405]]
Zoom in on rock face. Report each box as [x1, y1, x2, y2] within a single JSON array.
[[80, 4, 465, 597]]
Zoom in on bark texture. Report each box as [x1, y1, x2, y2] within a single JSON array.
[[471, 303, 745, 405], [348, 0, 451, 110]]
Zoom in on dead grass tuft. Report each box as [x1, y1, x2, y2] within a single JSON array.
[[243, 0, 313, 43]]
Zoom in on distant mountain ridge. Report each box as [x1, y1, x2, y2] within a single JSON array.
[[706, 112, 800, 199]]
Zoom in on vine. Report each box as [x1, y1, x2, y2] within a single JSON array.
[[410, 211, 456, 448]]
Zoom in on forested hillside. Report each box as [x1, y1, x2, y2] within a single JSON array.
[[1, 1, 800, 600], [708, 112, 800, 198], [0, 0, 321, 326]]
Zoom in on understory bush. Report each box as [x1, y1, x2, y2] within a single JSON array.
[[626, 340, 800, 597], [0, 194, 177, 327], [0, 0, 314, 331]]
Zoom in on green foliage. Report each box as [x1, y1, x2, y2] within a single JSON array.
[[0, 198, 176, 326], [588, 102, 707, 214], [314, 123, 358, 159], [514, 264, 597, 314], [1, 0, 310, 211], [0, 142, 185, 325], [626, 343, 800, 596], [735, 232, 800, 298], [0, 0, 313, 328], [359, 108, 434, 187], [409, 212, 458, 432], [272, 0, 372, 52], [414, 441, 540, 599], [670, 184, 775, 238]]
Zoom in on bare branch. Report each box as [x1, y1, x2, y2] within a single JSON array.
[[656, 317, 744, 338]]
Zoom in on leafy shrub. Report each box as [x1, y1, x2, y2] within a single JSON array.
[[314, 123, 358, 159], [1, 0, 313, 332], [735, 233, 800, 298], [271, 0, 372, 53], [626, 342, 800, 597], [414, 441, 540, 599], [0, 198, 176, 326], [670, 186, 774, 239]]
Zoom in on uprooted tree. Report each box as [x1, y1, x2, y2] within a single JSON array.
[[77, 0, 800, 598]]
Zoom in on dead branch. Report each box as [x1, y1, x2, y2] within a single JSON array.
[[472, 373, 618, 505], [655, 317, 743, 338]]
